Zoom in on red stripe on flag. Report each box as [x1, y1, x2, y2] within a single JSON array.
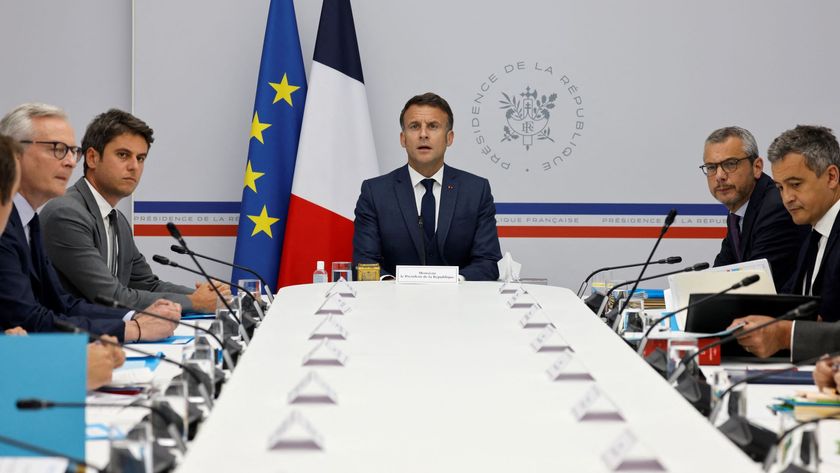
[[497, 226, 726, 239], [134, 225, 239, 237], [279, 195, 354, 287]]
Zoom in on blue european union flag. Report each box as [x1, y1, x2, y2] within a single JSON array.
[[231, 0, 307, 293]]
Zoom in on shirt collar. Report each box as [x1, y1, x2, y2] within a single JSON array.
[[732, 199, 749, 219], [814, 197, 840, 237], [84, 178, 117, 220], [13, 193, 36, 227], [408, 164, 444, 188]]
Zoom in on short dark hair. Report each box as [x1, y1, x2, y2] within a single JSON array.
[[399, 92, 454, 131], [82, 109, 154, 174], [0, 134, 21, 205], [767, 125, 840, 176]]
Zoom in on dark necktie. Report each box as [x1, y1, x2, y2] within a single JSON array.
[[107, 210, 119, 276], [421, 178, 436, 242], [29, 213, 43, 279], [802, 229, 822, 295], [727, 213, 743, 262]]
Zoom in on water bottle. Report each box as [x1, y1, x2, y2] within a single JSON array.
[[312, 261, 328, 283]]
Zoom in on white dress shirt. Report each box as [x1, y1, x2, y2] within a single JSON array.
[[407, 164, 443, 231], [84, 178, 120, 271]]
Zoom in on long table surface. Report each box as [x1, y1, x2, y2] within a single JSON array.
[[176, 281, 758, 472]]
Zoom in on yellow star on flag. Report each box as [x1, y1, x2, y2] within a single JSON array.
[[269, 73, 301, 106], [250, 112, 271, 144], [243, 160, 265, 193], [248, 205, 280, 238]]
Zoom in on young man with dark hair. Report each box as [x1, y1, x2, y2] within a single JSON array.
[[40, 109, 227, 313]]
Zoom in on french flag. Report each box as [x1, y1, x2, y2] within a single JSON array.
[[278, 0, 378, 286]]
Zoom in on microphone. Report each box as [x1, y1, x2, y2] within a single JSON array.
[[0, 433, 103, 471], [165, 222, 240, 331], [171, 245, 274, 303], [95, 295, 237, 370], [576, 256, 682, 297], [613, 209, 677, 319], [667, 301, 820, 384], [635, 274, 761, 355], [596, 262, 709, 319], [52, 319, 214, 408], [152, 255, 265, 328], [16, 398, 187, 453]]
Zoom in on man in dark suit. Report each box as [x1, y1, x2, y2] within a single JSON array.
[[353, 93, 502, 280], [729, 125, 840, 361], [0, 103, 177, 342], [39, 109, 226, 313], [702, 126, 807, 291]]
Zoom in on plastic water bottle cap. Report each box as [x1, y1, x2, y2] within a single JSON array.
[[316, 261, 325, 270]]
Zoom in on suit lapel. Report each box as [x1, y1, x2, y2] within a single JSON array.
[[393, 166, 424, 260], [74, 178, 108, 261], [814, 209, 840, 290], [436, 165, 458, 254], [739, 175, 768, 257], [10, 208, 41, 285]]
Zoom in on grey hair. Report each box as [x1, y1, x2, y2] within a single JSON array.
[[0, 103, 68, 141], [705, 126, 759, 160], [767, 125, 840, 176]]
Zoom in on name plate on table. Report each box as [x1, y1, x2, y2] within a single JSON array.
[[396, 265, 459, 284]]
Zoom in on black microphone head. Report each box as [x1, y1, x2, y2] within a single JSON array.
[[692, 262, 710, 271], [665, 209, 678, 226], [740, 274, 761, 287], [665, 256, 682, 264], [166, 222, 183, 241], [94, 295, 119, 308], [170, 245, 187, 255], [796, 301, 820, 318], [152, 255, 171, 265], [52, 319, 80, 334], [16, 398, 46, 410]]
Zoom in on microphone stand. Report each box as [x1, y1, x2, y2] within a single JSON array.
[[576, 256, 682, 297], [170, 244, 274, 303]]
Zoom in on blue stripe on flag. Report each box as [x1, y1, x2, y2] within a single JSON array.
[[134, 201, 241, 213], [313, 0, 364, 83]]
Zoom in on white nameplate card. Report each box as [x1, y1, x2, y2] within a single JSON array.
[[396, 265, 459, 284], [315, 293, 351, 315], [545, 350, 574, 379], [519, 305, 553, 328], [325, 278, 357, 298], [302, 338, 348, 366], [310, 315, 349, 340], [571, 384, 624, 422], [267, 410, 324, 450], [601, 430, 638, 471], [499, 281, 521, 294], [288, 371, 338, 404], [530, 325, 570, 352], [506, 289, 540, 308]]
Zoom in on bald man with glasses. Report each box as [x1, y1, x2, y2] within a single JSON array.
[[701, 126, 807, 291]]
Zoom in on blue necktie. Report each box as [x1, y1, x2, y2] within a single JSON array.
[[29, 213, 43, 279], [421, 178, 435, 242]]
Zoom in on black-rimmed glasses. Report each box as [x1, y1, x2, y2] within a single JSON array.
[[19, 140, 83, 162], [699, 156, 754, 176]]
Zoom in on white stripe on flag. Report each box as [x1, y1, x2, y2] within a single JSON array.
[[291, 61, 379, 220]]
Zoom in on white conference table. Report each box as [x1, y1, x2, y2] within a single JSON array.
[[176, 281, 757, 472]]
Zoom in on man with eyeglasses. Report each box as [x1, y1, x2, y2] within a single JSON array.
[[39, 109, 227, 314], [0, 103, 178, 342], [701, 126, 807, 291]]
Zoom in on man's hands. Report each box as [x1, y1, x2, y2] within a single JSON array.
[[187, 281, 231, 313], [87, 335, 125, 390], [124, 299, 181, 342], [3, 326, 26, 335], [727, 315, 792, 358]]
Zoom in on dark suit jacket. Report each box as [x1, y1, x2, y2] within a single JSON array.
[[0, 205, 127, 340], [787, 207, 840, 361], [40, 178, 195, 312], [714, 173, 808, 292], [352, 164, 502, 281]]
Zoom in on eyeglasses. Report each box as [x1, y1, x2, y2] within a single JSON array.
[[699, 156, 754, 176], [19, 140, 83, 162]]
